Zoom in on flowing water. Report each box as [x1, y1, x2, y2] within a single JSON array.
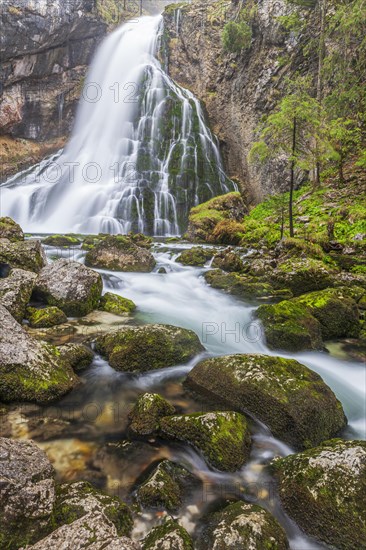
[[4, 242, 364, 549], [0, 15, 235, 236]]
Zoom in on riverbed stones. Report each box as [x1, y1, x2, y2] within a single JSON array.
[[136, 459, 198, 511], [256, 300, 323, 351], [0, 437, 56, 549], [0, 304, 78, 403], [85, 235, 156, 272], [196, 501, 289, 550], [57, 343, 94, 372], [34, 259, 103, 316], [272, 439, 366, 550], [0, 237, 47, 272], [95, 324, 204, 373], [0, 216, 24, 241], [186, 354, 346, 450], [142, 519, 193, 550], [99, 291, 136, 316], [26, 305, 68, 328], [128, 393, 175, 436], [176, 247, 212, 266], [0, 268, 36, 321], [160, 411, 251, 472]]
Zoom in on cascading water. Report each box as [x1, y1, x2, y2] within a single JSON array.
[[0, 16, 235, 235]]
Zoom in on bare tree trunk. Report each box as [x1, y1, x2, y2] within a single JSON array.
[[289, 117, 297, 238], [315, 0, 326, 187]]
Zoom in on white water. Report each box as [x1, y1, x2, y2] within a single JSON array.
[[1, 16, 234, 235]]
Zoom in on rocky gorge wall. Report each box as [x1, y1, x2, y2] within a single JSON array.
[[163, 0, 314, 202]]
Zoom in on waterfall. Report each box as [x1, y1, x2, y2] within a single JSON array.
[[1, 15, 236, 236]]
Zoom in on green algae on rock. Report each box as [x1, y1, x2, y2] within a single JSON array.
[[26, 306, 68, 328], [0, 238, 47, 273], [128, 392, 175, 436], [34, 259, 103, 317], [212, 247, 244, 272], [272, 439, 366, 550], [0, 305, 78, 404], [204, 269, 276, 300], [43, 235, 81, 247], [95, 324, 204, 373], [269, 258, 337, 296], [99, 291, 136, 316], [0, 268, 36, 322], [136, 459, 198, 511], [196, 501, 289, 550], [176, 246, 213, 267], [85, 234, 156, 272], [0, 217, 24, 241], [142, 518, 193, 550], [160, 411, 251, 472], [57, 343, 94, 372], [186, 354, 346, 450], [256, 300, 323, 351]]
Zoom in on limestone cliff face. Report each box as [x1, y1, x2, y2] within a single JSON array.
[[163, 0, 309, 202], [0, 0, 108, 140]]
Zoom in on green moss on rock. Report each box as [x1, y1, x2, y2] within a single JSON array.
[[256, 300, 323, 351], [0, 217, 24, 241], [197, 501, 289, 550], [57, 343, 94, 372], [272, 439, 366, 550], [176, 247, 213, 267], [160, 411, 251, 472], [185, 354, 346, 450], [0, 238, 46, 273], [99, 292, 136, 316], [204, 269, 275, 300], [85, 235, 155, 272], [142, 518, 193, 550], [95, 324, 204, 373], [43, 235, 81, 247], [269, 258, 337, 296], [26, 306, 68, 328], [129, 393, 175, 436], [212, 248, 244, 272]]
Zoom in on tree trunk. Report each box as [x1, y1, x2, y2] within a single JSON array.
[[289, 117, 297, 238], [315, 0, 326, 188]]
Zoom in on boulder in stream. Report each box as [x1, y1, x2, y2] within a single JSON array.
[[160, 411, 251, 472], [0, 304, 78, 404], [128, 392, 175, 436], [211, 247, 244, 272], [34, 259, 103, 316], [196, 501, 289, 550], [85, 235, 156, 272], [204, 269, 276, 300], [95, 324, 204, 373], [57, 343, 94, 372], [268, 258, 337, 296], [272, 439, 366, 549], [176, 247, 213, 267], [43, 234, 81, 247], [142, 519, 193, 550], [0, 237, 47, 273], [0, 216, 24, 241], [0, 268, 36, 321], [99, 291, 136, 316], [186, 354, 346, 450], [26, 306, 68, 328]]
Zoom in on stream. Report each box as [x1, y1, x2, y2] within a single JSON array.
[[6, 240, 364, 550]]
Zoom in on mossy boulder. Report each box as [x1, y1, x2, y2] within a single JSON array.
[[26, 306, 68, 328], [0, 268, 36, 322], [95, 324, 204, 373], [256, 301, 323, 351], [0, 217, 24, 241], [0, 305, 78, 404], [197, 501, 289, 550], [212, 247, 244, 272], [85, 235, 155, 272], [34, 259, 103, 316], [0, 437, 56, 549], [176, 247, 213, 267], [186, 192, 247, 243], [142, 519, 193, 550], [269, 258, 336, 296], [160, 411, 251, 472], [211, 219, 247, 245], [136, 459, 198, 511], [293, 287, 361, 339], [204, 269, 275, 300], [186, 354, 346, 450], [274, 237, 327, 262], [272, 439, 366, 550], [57, 343, 94, 372], [43, 235, 81, 247], [99, 291, 136, 316], [128, 393, 175, 436], [0, 238, 46, 273]]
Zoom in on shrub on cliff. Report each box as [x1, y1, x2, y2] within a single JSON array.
[[222, 21, 252, 53]]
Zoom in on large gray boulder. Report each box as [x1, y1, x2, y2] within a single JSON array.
[[0, 304, 78, 403], [0, 217, 24, 241], [85, 235, 156, 272], [186, 354, 346, 450], [142, 519, 193, 550], [34, 259, 103, 316], [0, 437, 56, 549], [0, 268, 36, 321], [0, 238, 47, 273]]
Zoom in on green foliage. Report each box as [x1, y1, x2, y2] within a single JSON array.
[[222, 20, 252, 53]]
